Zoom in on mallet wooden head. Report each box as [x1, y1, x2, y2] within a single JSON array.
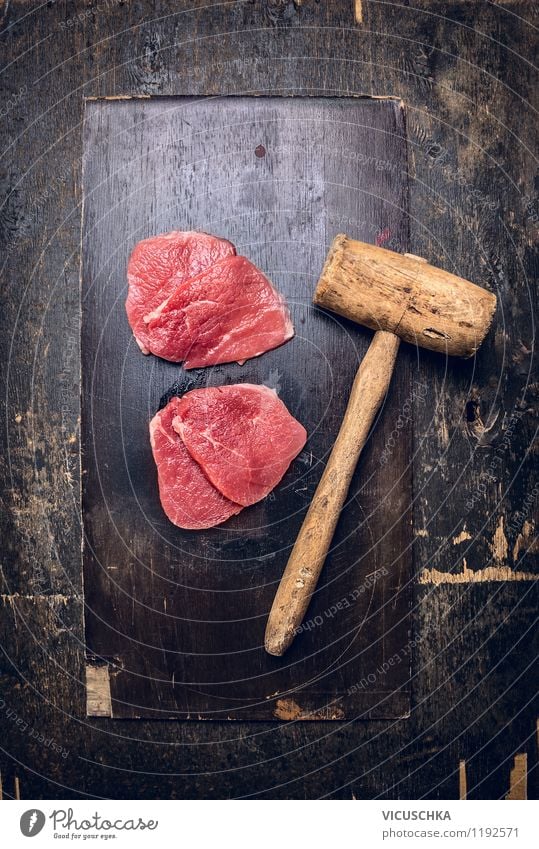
[[314, 235, 497, 358], [265, 236, 496, 657]]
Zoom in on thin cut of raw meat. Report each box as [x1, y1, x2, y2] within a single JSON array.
[[172, 384, 307, 507], [149, 396, 242, 530], [126, 231, 236, 354], [144, 255, 294, 368]]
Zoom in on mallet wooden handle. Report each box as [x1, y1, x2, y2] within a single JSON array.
[[264, 330, 400, 656]]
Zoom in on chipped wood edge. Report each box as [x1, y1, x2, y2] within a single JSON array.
[[459, 759, 467, 799], [0, 593, 71, 604], [14, 774, 20, 800], [453, 530, 472, 545], [418, 564, 538, 584], [273, 697, 345, 721], [505, 753, 527, 800], [354, 0, 363, 24], [79, 112, 87, 712], [86, 663, 113, 717]]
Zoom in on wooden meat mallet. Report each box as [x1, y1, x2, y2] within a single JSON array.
[[265, 235, 497, 656]]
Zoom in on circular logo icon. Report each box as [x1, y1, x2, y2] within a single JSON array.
[[20, 810, 46, 837]]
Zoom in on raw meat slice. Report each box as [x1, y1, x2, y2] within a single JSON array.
[[149, 396, 242, 530], [144, 255, 294, 368], [172, 384, 307, 507], [126, 231, 236, 354]]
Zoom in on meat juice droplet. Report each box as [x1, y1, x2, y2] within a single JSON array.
[[255, 144, 266, 158]]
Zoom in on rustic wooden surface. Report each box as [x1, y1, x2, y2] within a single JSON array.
[[0, 0, 537, 798], [81, 95, 411, 719]]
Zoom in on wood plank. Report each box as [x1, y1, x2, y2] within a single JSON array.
[[81, 95, 412, 719]]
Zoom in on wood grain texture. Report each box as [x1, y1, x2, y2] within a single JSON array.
[[81, 95, 412, 719], [314, 236, 497, 357], [265, 330, 402, 656], [0, 0, 537, 799]]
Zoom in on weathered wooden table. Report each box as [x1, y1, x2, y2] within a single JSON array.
[[0, 0, 537, 799]]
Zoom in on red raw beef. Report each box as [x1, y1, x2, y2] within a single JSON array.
[[149, 396, 242, 530], [172, 384, 307, 507], [144, 255, 294, 368], [126, 231, 236, 354]]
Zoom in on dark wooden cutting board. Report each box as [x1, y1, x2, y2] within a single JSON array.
[[81, 95, 412, 720]]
